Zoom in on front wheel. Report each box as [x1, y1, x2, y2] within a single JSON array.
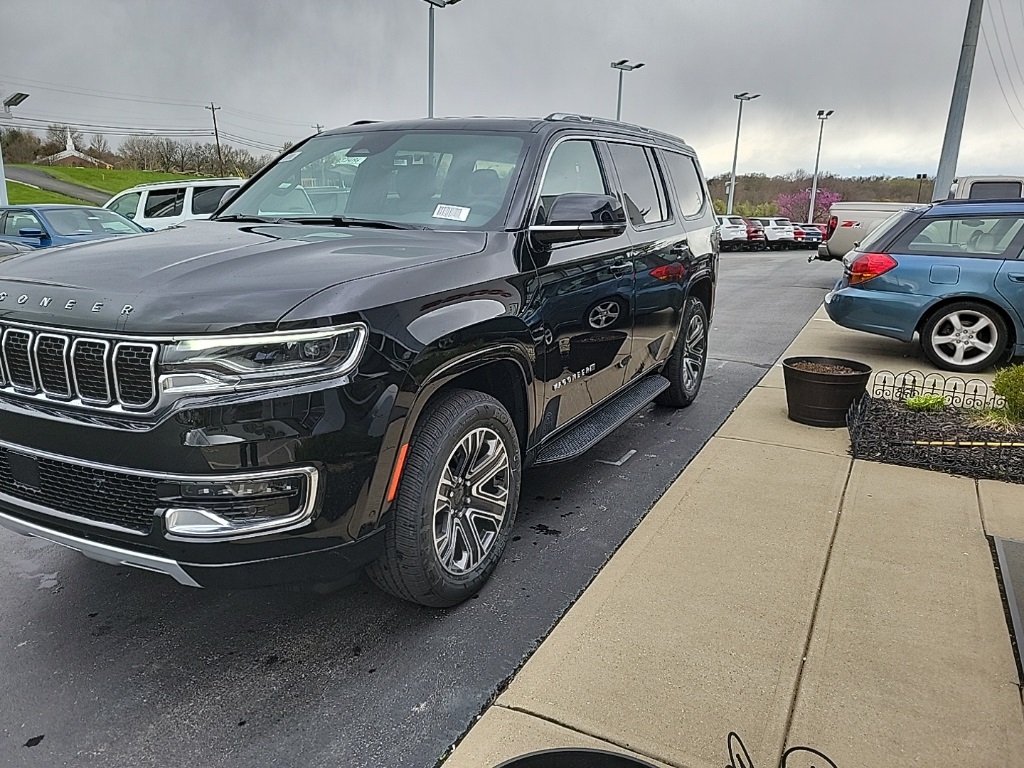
[[367, 389, 521, 607], [920, 301, 1008, 373], [656, 296, 709, 408]]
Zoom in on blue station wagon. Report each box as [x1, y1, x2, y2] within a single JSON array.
[[825, 200, 1024, 373]]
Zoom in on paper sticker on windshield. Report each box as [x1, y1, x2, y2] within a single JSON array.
[[433, 204, 471, 222]]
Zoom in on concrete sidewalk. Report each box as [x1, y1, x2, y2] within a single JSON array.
[[442, 311, 1024, 767]]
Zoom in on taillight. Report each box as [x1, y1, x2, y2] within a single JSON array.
[[826, 215, 838, 240], [848, 252, 897, 285]]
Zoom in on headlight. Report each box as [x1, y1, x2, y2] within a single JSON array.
[[160, 323, 367, 394]]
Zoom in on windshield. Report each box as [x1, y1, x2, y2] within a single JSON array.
[[43, 207, 144, 236], [220, 130, 528, 229]]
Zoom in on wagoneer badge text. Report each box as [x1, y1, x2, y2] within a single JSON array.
[[0, 293, 133, 315]]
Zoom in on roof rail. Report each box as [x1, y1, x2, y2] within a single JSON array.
[[933, 198, 1024, 206], [544, 113, 685, 144], [349, 120, 379, 126]]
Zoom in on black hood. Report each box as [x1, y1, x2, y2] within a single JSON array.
[[0, 221, 487, 334]]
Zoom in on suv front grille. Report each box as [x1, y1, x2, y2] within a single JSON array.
[[0, 446, 161, 533], [0, 325, 158, 411]]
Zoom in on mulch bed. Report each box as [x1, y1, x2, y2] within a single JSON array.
[[849, 397, 1024, 485]]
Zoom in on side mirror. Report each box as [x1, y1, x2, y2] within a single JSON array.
[[18, 228, 47, 240], [125, 212, 135, 220], [530, 193, 627, 246], [143, 227, 155, 232], [218, 187, 239, 208]]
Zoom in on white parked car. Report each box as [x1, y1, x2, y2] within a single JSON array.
[[715, 215, 748, 251], [104, 177, 244, 231], [750, 216, 796, 250]]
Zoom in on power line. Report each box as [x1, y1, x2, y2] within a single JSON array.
[[985, 0, 1024, 113], [981, 26, 1024, 131]]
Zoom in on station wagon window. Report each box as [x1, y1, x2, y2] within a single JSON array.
[[607, 142, 669, 226], [892, 216, 1024, 258], [108, 192, 141, 218], [144, 188, 185, 218], [661, 151, 705, 217]]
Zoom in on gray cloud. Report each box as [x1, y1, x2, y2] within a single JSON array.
[[2, 0, 1021, 177]]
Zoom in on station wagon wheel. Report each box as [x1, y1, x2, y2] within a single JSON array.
[[588, 298, 624, 329], [920, 301, 1007, 373], [366, 389, 521, 607]]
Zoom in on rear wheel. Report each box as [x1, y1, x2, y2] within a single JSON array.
[[656, 296, 709, 408], [920, 301, 1008, 373], [367, 389, 521, 607]]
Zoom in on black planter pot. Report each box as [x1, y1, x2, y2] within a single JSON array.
[[495, 749, 659, 768], [782, 356, 872, 428]]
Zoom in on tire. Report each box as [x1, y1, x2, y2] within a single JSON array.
[[920, 301, 1008, 373], [367, 389, 521, 607], [656, 296, 709, 408]]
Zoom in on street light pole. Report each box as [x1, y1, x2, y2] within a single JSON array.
[[423, 0, 463, 119], [807, 109, 833, 223], [0, 91, 30, 207], [610, 59, 645, 121], [727, 92, 759, 215]]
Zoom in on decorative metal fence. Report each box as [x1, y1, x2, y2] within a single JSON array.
[[870, 369, 1004, 410]]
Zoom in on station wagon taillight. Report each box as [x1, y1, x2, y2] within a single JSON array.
[[848, 252, 897, 285], [826, 215, 838, 241]]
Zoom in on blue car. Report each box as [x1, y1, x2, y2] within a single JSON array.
[[825, 199, 1024, 373], [0, 204, 148, 249]]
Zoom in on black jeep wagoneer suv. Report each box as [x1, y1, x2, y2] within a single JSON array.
[[0, 114, 718, 606]]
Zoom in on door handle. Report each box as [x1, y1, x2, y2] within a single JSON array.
[[610, 262, 633, 271], [1008, 274, 1024, 282]]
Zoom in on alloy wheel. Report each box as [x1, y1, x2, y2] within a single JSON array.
[[929, 309, 998, 367], [433, 427, 510, 575], [589, 300, 621, 329], [682, 310, 707, 390]]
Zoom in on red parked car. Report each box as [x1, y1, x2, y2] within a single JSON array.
[[742, 218, 767, 251]]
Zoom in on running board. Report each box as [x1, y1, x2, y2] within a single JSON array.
[[534, 374, 670, 465]]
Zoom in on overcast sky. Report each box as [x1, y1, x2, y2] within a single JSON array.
[[3, 0, 1024, 178]]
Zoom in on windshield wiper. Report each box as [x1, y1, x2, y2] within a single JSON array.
[[215, 214, 282, 224], [281, 216, 426, 231]]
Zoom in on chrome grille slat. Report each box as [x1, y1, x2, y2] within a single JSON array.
[[3, 329, 36, 392], [0, 323, 158, 412], [34, 333, 72, 398]]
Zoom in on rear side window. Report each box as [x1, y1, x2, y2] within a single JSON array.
[[967, 181, 1023, 200], [109, 192, 141, 218], [192, 185, 238, 215], [607, 142, 669, 226], [857, 210, 917, 252], [144, 189, 185, 218], [891, 215, 1024, 258], [661, 151, 705, 217]]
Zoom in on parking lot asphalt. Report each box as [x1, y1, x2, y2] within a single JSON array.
[[0, 251, 841, 768]]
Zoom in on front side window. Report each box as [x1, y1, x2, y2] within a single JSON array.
[[109, 192, 141, 218], [2, 210, 42, 235], [893, 216, 1024, 258], [661, 150, 705, 218], [192, 185, 238, 215], [607, 142, 669, 226], [220, 130, 528, 229], [537, 140, 607, 224], [144, 189, 185, 218]]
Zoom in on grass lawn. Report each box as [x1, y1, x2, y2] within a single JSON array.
[[6, 180, 90, 206], [18, 166, 216, 195]]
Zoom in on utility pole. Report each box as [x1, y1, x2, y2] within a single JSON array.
[[933, 0, 984, 201], [313, 124, 324, 134], [206, 102, 225, 176]]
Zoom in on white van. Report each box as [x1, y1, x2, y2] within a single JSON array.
[[104, 177, 244, 231]]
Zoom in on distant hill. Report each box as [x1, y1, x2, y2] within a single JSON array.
[[709, 173, 936, 214]]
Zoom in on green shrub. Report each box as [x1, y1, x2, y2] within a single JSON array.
[[904, 393, 946, 412], [993, 364, 1024, 421]]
